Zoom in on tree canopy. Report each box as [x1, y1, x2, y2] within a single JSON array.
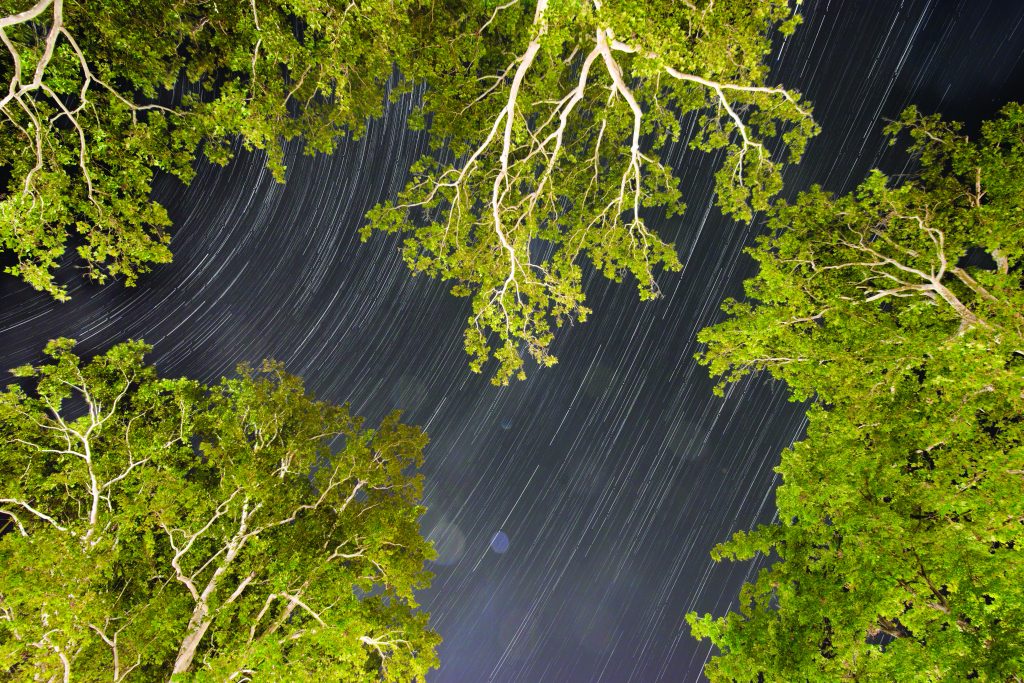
[[0, 340, 439, 680], [367, 0, 816, 383], [687, 104, 1024, 680], [0, 0, 815, 384], [0, 0, 419, 298]]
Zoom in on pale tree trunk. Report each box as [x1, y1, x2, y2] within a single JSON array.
[[172, 605, 215, 674], [171, 509, 254, 673], [172, 566, 255, 673]]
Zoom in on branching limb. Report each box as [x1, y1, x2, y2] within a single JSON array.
[[595, 30, 645, 223], [479, 0, 519, 34], [172, 496, 259, 674], [0, 0, 54, 28], [278, 593, 326, 627], [161, 487, 243, 601], [0, 508, 27, 536], [88, 622, 140, 683], [0, 498, 67, 533], [360, 632, 413, 659]]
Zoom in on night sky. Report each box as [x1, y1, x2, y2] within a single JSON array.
[[2, 1, 1023, 680]]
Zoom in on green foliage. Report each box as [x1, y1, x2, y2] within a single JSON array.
[[688, 104, 1024, 680], [367, 0, 816, 384], [0, 340, 439, 680], [0, 0, 422, 299], [1, 0, 815, 385]]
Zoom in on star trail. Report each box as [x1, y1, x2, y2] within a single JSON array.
[[1, 1, 1022, 680]]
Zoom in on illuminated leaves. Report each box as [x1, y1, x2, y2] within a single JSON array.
[[689, 105, 1024, 681], [0, 340, 439, 680], [367, 0, 816, 384]]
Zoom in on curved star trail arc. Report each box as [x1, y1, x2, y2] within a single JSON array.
[[1, 1, 1022, 680]]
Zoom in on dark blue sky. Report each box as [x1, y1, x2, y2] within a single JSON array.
[[1, 1, 1022, 680]]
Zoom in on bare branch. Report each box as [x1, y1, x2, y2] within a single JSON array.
[[0, 0, 54, 28], [162, 488, 243, 601], [279, 593, 326, 627], [0, 498, 66, 533], [479, 0, 519, 34], [0, 508, 27, 536]]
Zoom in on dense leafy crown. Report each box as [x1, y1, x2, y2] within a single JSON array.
[[0, 0, 815, 386], [687, 104, 1024, 680], [369, 0, 816, 383], [0, 340, 439, 680], [0, 0, 419, 298]]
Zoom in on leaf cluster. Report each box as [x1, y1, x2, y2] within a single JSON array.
[[688, 104, 1024, 681], [1, 0, 817, 386], [0, 0, 423, 298], [365, 0, 816, 383], [0, 340, 439, 680]]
